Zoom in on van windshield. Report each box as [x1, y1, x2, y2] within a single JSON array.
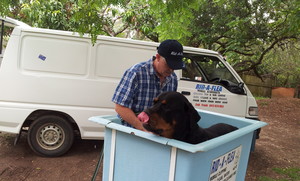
[[181, 53, 245, 94]]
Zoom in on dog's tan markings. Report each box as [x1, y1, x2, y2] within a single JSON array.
[[161, 100, 167, 104], [149, 113, 174, 138]]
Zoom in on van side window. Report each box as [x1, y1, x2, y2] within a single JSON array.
[[182, 54, 245, 94], [0, 20, 13, 66], [182, 57, 206, 81]]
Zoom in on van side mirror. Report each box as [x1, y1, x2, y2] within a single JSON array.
[[218, 80, 246, 95], [238, 82, 244, 89], [229, 82, 245, 95]]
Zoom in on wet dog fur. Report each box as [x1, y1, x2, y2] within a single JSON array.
[[142, 91, 238, 144]]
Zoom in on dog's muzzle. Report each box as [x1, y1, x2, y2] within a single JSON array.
[[142, 123, 163, 136]]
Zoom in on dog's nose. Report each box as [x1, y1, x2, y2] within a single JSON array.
[[137, 112, 149, 123]]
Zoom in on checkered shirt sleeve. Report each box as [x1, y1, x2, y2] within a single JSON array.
[[112, 59, 178, 113]]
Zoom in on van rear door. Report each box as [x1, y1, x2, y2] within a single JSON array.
[[177, 53, 247, 117]]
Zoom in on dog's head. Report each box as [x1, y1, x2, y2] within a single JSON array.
[[141, 91, 200, 141]]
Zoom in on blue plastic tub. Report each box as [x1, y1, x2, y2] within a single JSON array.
[[89, 109, 267, 181]]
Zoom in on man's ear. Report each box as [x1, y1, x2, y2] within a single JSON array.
[[155, 53, 161, 61]]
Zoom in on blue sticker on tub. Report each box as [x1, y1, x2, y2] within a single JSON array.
[[38, 54, 46, 61]]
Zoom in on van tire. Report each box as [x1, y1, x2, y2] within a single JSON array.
[[27, 115, 74, 157]]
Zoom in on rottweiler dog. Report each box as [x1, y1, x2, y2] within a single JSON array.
[[140, 91, 238, 144]]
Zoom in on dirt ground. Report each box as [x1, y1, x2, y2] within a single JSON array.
[[0, 98, 299, 181]]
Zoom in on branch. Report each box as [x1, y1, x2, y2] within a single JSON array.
[[232, 49, 255, 56], [215, 40, 255, 56], [145, 34, 159, 42], [256, 36, 297, 65], [235, 36, 298, 75], [114, 24, 129, 36]]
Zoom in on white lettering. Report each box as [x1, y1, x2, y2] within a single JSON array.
[[170, 51, 183, 56]]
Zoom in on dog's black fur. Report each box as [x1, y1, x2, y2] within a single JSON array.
[[143, 91, 238, 144]]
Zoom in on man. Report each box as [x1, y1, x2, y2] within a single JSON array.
[[112, 39, 184, 131]]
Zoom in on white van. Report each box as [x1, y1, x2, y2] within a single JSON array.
[[0, 17, 259, 157]]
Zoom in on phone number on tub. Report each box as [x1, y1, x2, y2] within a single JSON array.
[[209, 146, 242, 181]]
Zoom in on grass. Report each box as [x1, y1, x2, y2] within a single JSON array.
[[259, 167, 300, 181], [0, 132, 15, 141], [255, 96, 270, 100], [255, 96, 270, 106]]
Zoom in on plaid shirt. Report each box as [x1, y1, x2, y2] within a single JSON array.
[[112, 58, 178, 126]]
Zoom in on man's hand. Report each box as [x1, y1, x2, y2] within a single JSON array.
[[115, 104, 147, 131]]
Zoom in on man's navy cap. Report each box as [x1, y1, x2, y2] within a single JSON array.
[[157, 39, 184, 70]]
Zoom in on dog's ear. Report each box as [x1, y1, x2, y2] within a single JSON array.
[[172, 101, 201, 142], [184, 101, 201, 123], [172, 113, 189, 141]]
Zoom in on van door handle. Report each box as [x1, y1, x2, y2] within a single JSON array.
[[181, 91, 191, 96]]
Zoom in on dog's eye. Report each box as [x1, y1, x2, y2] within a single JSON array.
[[153, 98, 159, 104], [161, 100, 167, 104]]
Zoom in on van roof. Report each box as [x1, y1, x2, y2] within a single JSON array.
[[0, 17, 30, 28], [6, 17, 219, 56]]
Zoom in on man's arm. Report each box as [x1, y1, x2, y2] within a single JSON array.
[[115, 104, 146, 131]]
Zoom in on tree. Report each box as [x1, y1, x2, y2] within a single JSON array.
[[115, 0, 300, 78], [1, 0, 299, 78], [129, 0, 300, 78], [1, 0, 131, 41], [261, 42, 300, 87]]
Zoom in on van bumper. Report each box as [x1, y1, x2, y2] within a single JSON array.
[[0, 104, 31, 134], [246, 117, 261, 139], [244, 117, 262, 152]]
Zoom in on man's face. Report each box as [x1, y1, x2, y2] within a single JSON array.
[[156, 56, 174, 78]]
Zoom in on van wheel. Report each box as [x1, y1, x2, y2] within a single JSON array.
[[27, 115, 74, 157]]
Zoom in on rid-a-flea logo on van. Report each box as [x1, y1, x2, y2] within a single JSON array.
[[196, 84, 223, 92], [193, 84, 227, 108]]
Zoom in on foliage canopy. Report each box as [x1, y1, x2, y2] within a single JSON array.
[[1, 0, 299, 86]]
